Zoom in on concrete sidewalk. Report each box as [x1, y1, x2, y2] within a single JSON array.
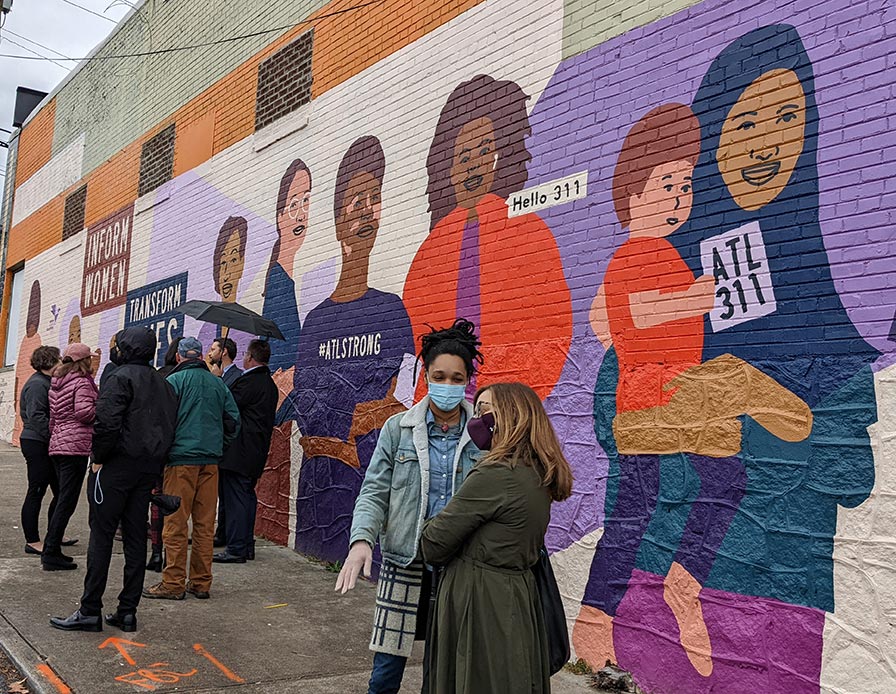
[[0, 444, 595, 693]]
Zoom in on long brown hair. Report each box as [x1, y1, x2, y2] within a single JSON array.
[[475, 383, 573, 501], [54, 357, 93, 379]]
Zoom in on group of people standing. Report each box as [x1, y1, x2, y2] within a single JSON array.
[[18, 327, 278, 633], [19, 315, 572, 693]]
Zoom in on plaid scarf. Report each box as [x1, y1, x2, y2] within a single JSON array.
[[369, 560, 425, 657]]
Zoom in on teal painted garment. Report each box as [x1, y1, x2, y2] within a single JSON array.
[[636, 367, 876, 612]]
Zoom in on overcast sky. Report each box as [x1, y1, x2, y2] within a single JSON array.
[[0, 0, 131, 181]]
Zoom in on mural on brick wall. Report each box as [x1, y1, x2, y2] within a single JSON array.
[[7, 0, 896, 690], [524, 4, 893, 690]]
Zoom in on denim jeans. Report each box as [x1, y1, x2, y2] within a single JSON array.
[[368, 652, 407, 694]]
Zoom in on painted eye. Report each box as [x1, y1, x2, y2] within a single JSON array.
[[480, 147, 490, 156], [736, 121, 755, 131], [664, 185, 673, 192], [682, 185, 691, 193], [460, 155, 470, 164], [777, 112, 798, 123]]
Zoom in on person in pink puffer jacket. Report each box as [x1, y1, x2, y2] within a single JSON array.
[[43, 343, 99, 571]]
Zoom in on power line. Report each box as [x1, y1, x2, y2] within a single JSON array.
[[1, 35, 70, 70], [57, 0, 118, 24], [0, 0, 381, 63], [3, 29, 74, 60]]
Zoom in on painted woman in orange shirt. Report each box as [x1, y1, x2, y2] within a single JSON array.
[[403, 74, 573, 402]]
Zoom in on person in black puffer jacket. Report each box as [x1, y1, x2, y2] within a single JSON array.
[[50, 327, 179, 634]]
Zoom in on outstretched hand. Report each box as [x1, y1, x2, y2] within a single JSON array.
[[335, 541, 373, 594]]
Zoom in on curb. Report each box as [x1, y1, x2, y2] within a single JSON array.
[[0, 612, 64, 694]]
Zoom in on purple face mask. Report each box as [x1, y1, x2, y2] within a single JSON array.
[[467, 413, 496, 450]]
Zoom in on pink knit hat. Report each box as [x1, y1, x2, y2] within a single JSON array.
[[63, 342, 92, 362]]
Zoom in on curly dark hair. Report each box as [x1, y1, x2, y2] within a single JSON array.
[[30, 345, 60, 372], [418, 318, 483, 380], [426, 75, 532, 230]]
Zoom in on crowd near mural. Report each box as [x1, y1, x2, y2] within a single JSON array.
[[8, 0, 896, 690]]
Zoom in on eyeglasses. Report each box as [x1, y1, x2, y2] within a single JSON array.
[[287, 195, 311, 220]]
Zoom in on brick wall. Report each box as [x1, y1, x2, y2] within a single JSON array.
[[4, 0, 896, 691]]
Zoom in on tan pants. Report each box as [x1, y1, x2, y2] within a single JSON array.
[[161, 464, 218, 593]]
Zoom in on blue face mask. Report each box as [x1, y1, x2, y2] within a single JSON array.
[[428, 382, 467, 412]]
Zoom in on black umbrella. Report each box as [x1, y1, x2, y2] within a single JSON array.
[[178, 300, 285, 340]]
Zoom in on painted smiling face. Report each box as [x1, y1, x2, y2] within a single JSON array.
[[276, 169, 311, 255], [336, 171, 382, 259], [717, 68, 806, 211], [217, 230, 245, 302], [450, 116, 497, 210], [629, 160, 694, 237]]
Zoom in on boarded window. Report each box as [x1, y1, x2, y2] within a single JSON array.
[[62, 184, 87, 240], [138, 124, 176, 196], [255, 30, 314, 131]]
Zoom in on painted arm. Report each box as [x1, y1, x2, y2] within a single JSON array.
[[589, 285, 612, 349], [629, 275, 715, 329]]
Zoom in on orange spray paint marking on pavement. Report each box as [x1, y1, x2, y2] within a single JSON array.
[[99, 636, 147, 666], [36, 663, 72, 693], [193, 643, 245, 683]]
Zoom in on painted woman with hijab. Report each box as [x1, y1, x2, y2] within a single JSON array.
[[14, 281, 45, 446], [676, 18, 877, 638], [403, 75, 572, 400], [582, 26, 878, 689], [288, 136, 414, 563]]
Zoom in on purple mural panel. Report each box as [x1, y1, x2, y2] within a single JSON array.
[[529, 0, 896, 550]]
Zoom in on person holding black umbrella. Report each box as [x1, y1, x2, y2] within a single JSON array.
[[214, 339, 278, 563]]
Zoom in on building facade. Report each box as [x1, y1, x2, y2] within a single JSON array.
[[1, 0, 895, 691]]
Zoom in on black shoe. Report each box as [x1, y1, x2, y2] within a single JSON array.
[[50, 610, 101, 632], [213, 536, 226, 548], [104, 612, 137, 633], [42, 552, 77, 571], [186, 583, 210, 600], [248, 548, 255, 561], [146, 548, 163, 573], [212, 551, 246, 564], [60, 538, 79, 547], [24, 544, 42, 556]]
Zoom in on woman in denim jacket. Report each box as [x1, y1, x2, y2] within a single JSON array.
[[336, 319, 483, 694]]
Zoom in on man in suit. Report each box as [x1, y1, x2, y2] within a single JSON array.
[[214, 339, 278, 563], [207, 337, 242, 387], [209, 336, 241, 548]]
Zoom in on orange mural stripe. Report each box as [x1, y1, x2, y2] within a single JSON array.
[[36, 663, 72, 694], [8, 0, 486, 266], [15, 99, 56, 187], [193, 643, 245, 683]]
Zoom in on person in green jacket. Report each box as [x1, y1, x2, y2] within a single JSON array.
[[421, 382, 573, 694], [143, 337, 240, 601]]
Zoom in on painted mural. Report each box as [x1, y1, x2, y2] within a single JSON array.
[[7, 0, 896, 690]]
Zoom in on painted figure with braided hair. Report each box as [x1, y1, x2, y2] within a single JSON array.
[[336, 319, 484, 694]]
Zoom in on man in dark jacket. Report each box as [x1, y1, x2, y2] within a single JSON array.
[[214, 340, 278, 563], [50, 327, 178, 633], [143, 337, 239, 600]]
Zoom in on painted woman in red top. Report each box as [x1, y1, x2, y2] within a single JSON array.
[[403, 74, 572, 401]]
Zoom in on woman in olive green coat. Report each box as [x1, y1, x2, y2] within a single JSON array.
[[421, 382, 574, 694]]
